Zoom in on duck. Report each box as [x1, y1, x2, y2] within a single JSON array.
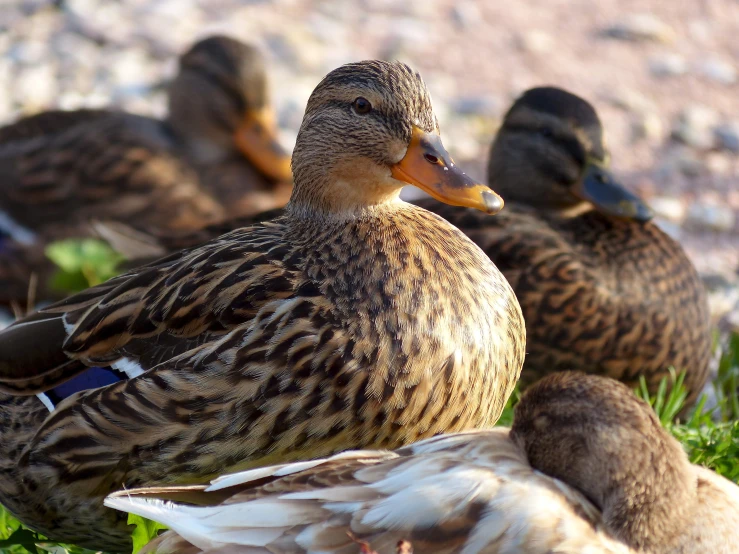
[[0, 60, 525, 553], [105, 371, 739, 554], [419, 87, 711, 403], [0, 34, 292, 306], [127, 86, 711, 403]]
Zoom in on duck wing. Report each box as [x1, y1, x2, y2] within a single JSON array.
[[105, 429, 633, 554], [0, 220, 295, 394]]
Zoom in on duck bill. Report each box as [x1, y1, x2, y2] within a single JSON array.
[[572, 161, 654, 222], [234, 108, 292, 182], [391, 126, 503, 215]]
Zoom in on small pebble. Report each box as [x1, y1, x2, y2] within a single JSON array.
[[698, 57, 737, 85], [685, 203, 736, 232], [648, 53, 688, 77], [515, 30, 554, 53], [650, 196, 686, 223], [449, 95, 500, 117], [450, 1, 481, 30], [630, 112, 663, 142], [714, 122, 739, 153], [603, 13, 676, 43], [672, 105, 720, 149]]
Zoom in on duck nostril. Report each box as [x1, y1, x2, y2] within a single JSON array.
[[424, 153, 439, 164]]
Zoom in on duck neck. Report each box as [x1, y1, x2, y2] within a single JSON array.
[[288, 157, 404, 220]]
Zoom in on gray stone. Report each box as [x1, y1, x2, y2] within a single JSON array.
[[685, 203, 736, 232], [449, 95, 500, 117], [672, 105, 720, 149], [657, 145, 708, 178], [699, 57, 737, 85], [714, 122, 739, 153], [450, 1, 482, 30], [630, 112, 663, 142], [603, 87, 655, 113], [603, 14, 676, 43], [648, 53, 688, 77]]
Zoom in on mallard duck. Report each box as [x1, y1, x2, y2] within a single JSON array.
[[0, 60, 524, 552], [105, 371, 739, 554], [0, 35, 292, 306], [136, 86, 711, 401], [419, 87, 711, 402]]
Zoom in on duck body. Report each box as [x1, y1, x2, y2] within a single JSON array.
[[107, 372, 739, 554], [0, 110, 224, 237], [0, 60, 523, 552], [423, 199, 711, 401], [0, 35, 292, 306]]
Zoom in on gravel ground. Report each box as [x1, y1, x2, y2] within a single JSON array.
[[0, 0, 737, 325]]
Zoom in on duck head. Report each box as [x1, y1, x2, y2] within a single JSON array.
[[511, 372, 695, 552], [288, 60, 503, 217], [168, 35, 292, 181], [488, 87, 653, 222]]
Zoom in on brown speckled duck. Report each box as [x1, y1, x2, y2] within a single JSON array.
[[0, 60, 524, 553], [114, 87, 712, 403], [422, 87, 711, 402], [106, 372, 739, 554], [0, 35, 292, 305]]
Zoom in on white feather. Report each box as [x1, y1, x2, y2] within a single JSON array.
[[207, 450, 391, 492], [363, 467, 499, 529], [111, 357, 145, 379], [36, 393, 55, 413]]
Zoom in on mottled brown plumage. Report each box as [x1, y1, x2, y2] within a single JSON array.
[[115, 87, 711, 402], [0, 60, 524, 552], [105, 372, 739, 554], [421, 87, 710, 402], [0, 35, 291, 305]]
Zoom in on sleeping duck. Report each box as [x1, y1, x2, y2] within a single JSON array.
[[107, 371, 739, 554], [0, 60, 524, 552]]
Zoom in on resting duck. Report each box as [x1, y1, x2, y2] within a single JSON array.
[[132, 87, 711, 402], [422, 87, 711, 403], [106, 371, 739, 554], [0, 60, 524, 552], [0, 35, 292, 306]]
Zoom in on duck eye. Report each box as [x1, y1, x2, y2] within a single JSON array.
[[352, 97, 372, 115]]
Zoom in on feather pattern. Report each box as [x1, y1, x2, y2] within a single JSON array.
[[124, 86, 711, 402], [0, 60, 524, 552], [105, 373, 739, 554]]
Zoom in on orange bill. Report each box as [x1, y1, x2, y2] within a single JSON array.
[[391, 126, 503, 214], [234, 107, 292, 182]]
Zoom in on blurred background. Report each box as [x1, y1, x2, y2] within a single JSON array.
[[0, 0, 737, 322]]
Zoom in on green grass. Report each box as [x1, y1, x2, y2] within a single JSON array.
[[2, 334, 738, 553]]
